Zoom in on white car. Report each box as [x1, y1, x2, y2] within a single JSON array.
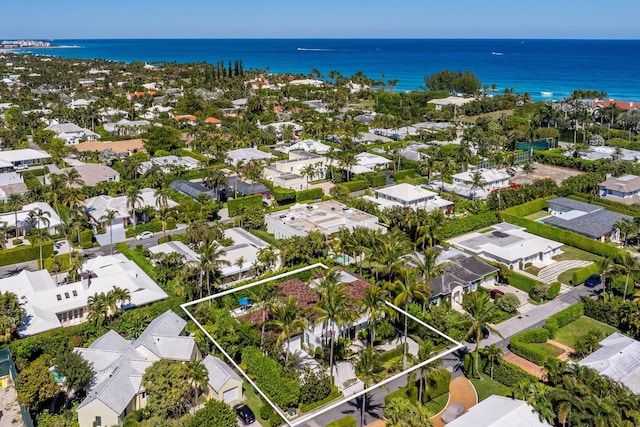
[[136, 231, 154, 240]]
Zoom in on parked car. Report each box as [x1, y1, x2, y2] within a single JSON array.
[[136, 231, 153, 240], [584, 274, 602, 288], [234, 404, 255, 425], [490, 289, 505, 299], [467, 326, 489, 343], [441, 402, 465, 423]]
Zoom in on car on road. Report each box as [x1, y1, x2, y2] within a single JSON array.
[[467, 325, 490, 343], [584, 274, 601, 288], [136, 231, 154, 240], [234, 404, 255, 425]]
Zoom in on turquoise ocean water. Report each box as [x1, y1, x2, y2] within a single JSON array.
[[17, 39, 640, 102]]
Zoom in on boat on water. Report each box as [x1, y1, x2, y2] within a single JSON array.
[[541, 91, 553, 97], [491, 52, 503, 56]]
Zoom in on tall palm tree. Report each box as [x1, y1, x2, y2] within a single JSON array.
[[483, 344, 503, 381], [314, 269, 355, 383], [198, 239, 230, 297], [615, 218, 636, 248], [268, 296, 307, 362], [87, 293, 108, 326], [613, 252, 640, 301], [359, 283, 388, 345], [597, 257, 613, 292], [393, 266, 429, 369], [462, 291, 503, 379], [235, 256, 246, 281], [256, 246, 278, 273], [110, 286, 131, 312], [353, 345, 383, 427], [62, 167, 85, 188], [470, 170, 484, 201], [125, 186, 143, 231], [29, 208, 51, 269], [100, 209, 117, 255], [188, 360, 209, 404], [300, 163, 317, 187], [6, 194, 24, 237], [416, 339, 441, 403]]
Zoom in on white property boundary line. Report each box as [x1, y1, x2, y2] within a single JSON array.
[[181, 264, 464, 427]]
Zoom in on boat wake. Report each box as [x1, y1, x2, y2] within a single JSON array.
[[491, 52, 503, 56], [297, 48, 336, 52]]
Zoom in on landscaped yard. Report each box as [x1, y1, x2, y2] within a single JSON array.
[[525, 265, 542, 276], [243, 383, 271, 427], [528, 342, 565, 358], [470, 378, 510, 402], [553, 316, 618, 349], [553, 245, 602, 262], [424, 392, 449, 415], [524, 211, 549, 221]]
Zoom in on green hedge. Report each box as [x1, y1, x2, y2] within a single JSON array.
[[441, 212, 500, 239], [227, 195, 263, 216], [242, 346, 300, 409], [300, 386, 340, 413], [502, 197, 553, 217], [368, 174, 386, 187], [500, 266, 540, 293], [80, 229, 94, 249], [568, 194, 640, 217], [342, 180, 370, 192], [125, 220, 177, 238], [272, 187, 297, 205], [500, 212, 624, 260], [394, 169, 415, 181], [509, 329, 550, 366], [571, 263, 601, 286], [326, 416, 356, 427], [0, 242, 53, 266], [546, 282, 561, 300], [489, 359, 537, 387], [383, 369, 450, 406], [548, 302, 584, 329], [377, 344, 405, 365], [296, 188, 323, 202]]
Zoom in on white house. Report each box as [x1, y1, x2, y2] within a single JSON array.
[[0, 201, 62, 235], [226, 148, 275, 166], [0, 254, 168, 337], [447, 222, 563, 270], [363, 183, 453, 214], [445, 395, 552, 427], [103, 119, 151, 136], [350, 152, 392, 174], [83, 188, 178, 227], [277, 139, 334, 155], [75, 311, 199, 427], [263, 151, 327, 190], [265, 200, 386, 239], [0, 171, 27, 201], [0, 148, 51, 168], [139, 155, 200, 174], [44, 122, 100, 145], [49, 164, 120, 187]]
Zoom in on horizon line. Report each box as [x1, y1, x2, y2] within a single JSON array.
[[2, 36, 640, 41]]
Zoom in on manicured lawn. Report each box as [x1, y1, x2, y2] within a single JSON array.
[[553, 245, 602, 262], [529, 342, 565, 358], [524, 211, 549, 221], [243, 383, 270, 427], [553, 316, 618, 348], [424, 392, 449, 415], [470, 378, 510, 402], [525, 265, 541, 276], [557, 268, 580, 285]]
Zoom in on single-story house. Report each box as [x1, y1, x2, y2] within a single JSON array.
[[74, 139, 145, 157], [75, 311, 198, 427], [578, 332, 640, 394], [139, 155, 199, 174], [202, 354, 243, 404], [427, 96, 476, 111], [0, 171, 27, 200], [447, 222, 563, 270], [227, 175, 270, 197], [0, 148, 51, 167], [148, 241, 200, 264], [48, 164, 120, 187], [169, 179, 220, 201], [0, 201, 62, 235], [350, 152, 392, 174], [219, 227, 271, 285], [277, 139, 333, 155], [543, 197, 632, 242], [83, 188, 178, 227], [363, 183, 453, 214], [226, 148, 275, 166], [445, 395, 552, 427], [599, 174, 640, 204]]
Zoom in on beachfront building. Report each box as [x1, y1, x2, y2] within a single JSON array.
[[543, 197, 631, 242], [0, 254, 168, 337], [363, 183, 453, 214], [263, 150, 327, 190], [75, 311, 199, 427], [447, 222, 563, 270], [265, 200, 386, 239], [427, 96, 476, 111], [599, 174, 640, 204]]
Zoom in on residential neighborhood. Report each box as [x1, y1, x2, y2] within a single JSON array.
[[1, 49, 640, 427]]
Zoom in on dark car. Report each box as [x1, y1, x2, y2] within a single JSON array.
[[584, 274, 602, 288], [234, 404, 256, 425], [467, 326, 489, 343], [490, 289, 505, 299]]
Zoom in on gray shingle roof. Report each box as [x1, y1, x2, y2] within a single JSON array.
[[169, 179, 218, 200], [203, 355, 241, 393], [543, 209, 632, 239], [429, 252, 498, 298], [547, 197, 601, 213]]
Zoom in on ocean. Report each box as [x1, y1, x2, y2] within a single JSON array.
[[16, 38, 640, 102]]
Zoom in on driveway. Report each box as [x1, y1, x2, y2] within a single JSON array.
[[537, 260, 592, 284], [430, 376, 477, 427]]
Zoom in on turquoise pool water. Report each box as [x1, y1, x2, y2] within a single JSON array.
[[52, 369, 64, 383], [334, 256, 346, 265]]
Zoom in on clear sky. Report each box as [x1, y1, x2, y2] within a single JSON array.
[[2, 0, 639, 39]]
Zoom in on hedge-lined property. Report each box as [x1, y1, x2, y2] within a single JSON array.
[[546, 282, 561, 300], [272, 186, 297, 205], [241, 346, 300, 409], [544, 302, 584, 338], [441, 211, 500, 239], [326, 416, 357, 427], [0, 242, 54, 267], [502, 196, 554, 218], [300, 386, 341, 413], [509, 329, 551, 366], [125, 220, 177, 238], [296, 188, 323, 202], [383, 368, 450, 405], [463, 353, 536, 387], [342, 180, 370, 192], [394, 169, 416, 182], [227, 194, 263, 216], [571, 263, 601, 286]]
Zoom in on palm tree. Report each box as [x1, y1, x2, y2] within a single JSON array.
[[6, 194, 24, 237], [359, 283, 388, 345], [613, 252, 640, 301], [29, 208, 51, 269], [314, 269, 355, 383], [256, 246, 277, 273], [188, 360, 209, 404], [268, 296, 307, 362], [157, 207, 174, 239], [384, 398, 433, 427], [470, 170, 484, 201], [353, 345, 383, 427], [615, 218, 636, 248], [462, 291, 503, 379], [597, 257, 613, 292], [300, 163, 317, 187], [154, 185, 171, 210], [393, 266, 429, 369], [62, 167, 85, 188], [0, 221, 8, 250], [235, 256, 245, 280], [125, 187, 143, 231], [198, 239, 230, 297], [416, 339, 441, 403], [100, 209, 117, 255], [483, 344, 503, 380], [87, 293, 108, 326], [110, 286, 131, 312], [203, 167, 227, 196], [50, 255, 62, 284]]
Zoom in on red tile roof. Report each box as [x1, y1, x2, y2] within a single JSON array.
[[129, 91, 156, 97], [593, 100, 640, 111], [205, 117, 221, 124], [174, 115, 197, 121]]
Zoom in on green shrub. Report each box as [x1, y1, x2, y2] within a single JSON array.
[[441, 212, 500, 239], [12, 238, 22, 245], [500, 212, 624, 259], [571, 264, 601, 286], [394, 169, 415, 181], [326, 416, 357, 427], [489, 360, 537, 387], [80, 229, 94, 249], [299, 386, 341, 413], [384, 388, 413, 406], [125, 220, 178, 238], [227, 195, 263, 216], [296, 188, 323, 202], [546, 282, 561, 300], [502, 197, 553, 217], [259, 405, 273, 420], [424, 369, 451, 402], [342, 180, 370, 192], [0, 242, 53, 267], [547, 302, 584, 329], [509, 329, 550, 366], [272, 187, 297, 205], [377, 345, 405, 365], [544, 318, 558, 338], [242, 347, 300, 409], [368, 174, 386, 187]]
